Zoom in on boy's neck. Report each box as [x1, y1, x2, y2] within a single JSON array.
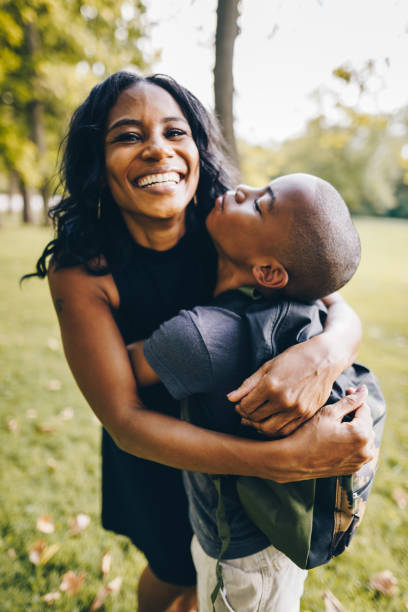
[[213, 254, 255, 297]]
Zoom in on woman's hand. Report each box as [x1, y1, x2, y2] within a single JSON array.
[[228, 293, 362, 437], [260, 386, 375, 483]]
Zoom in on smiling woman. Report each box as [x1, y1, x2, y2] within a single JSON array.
[[26, 71, 370, 612], [104, 82, 200, 238]]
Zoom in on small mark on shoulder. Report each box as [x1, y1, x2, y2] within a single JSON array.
[[54, 298, 63, 316]]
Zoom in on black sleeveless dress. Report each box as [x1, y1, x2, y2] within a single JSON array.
[[102, 207, 216, 585]]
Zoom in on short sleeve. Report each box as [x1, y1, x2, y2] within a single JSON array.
[[143, 306, 246, 400], [143, 309, 213, 400]]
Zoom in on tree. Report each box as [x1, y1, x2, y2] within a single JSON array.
[[213, 0, 240, 167], [0, 0, 151, 223]]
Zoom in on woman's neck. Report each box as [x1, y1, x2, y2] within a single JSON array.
[[121, 210, 186, 251]]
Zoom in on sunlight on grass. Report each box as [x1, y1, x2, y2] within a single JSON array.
[[0, 216, 407, 610]]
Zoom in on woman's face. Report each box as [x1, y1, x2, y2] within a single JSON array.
[[104, 82, 200, 222]]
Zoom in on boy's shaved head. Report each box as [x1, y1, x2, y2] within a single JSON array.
[[271, 174, 360, 300]]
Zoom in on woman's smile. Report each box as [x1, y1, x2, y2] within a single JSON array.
[[105, 82, 200, 223]]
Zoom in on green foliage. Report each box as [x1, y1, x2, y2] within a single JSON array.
[[239, 105, 408, 217], [0, 0, 152, 195], [0, 218, 407, 609]]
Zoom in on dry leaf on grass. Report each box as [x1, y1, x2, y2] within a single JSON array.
[[43, 591, 61, 604], [28, 541, 59, 566], [370, 570, 398, 596], [107, 577, 122, 592], [90, 577, 123, 611], [36, 515, 55, 534], [90, 586, 110, 611], [6, 418, 18, 433], [59, 407, 74, 420], [101, 551, 111, 577], [392, 487, 408, 509], [37, 423, 57, 434], [45, 379, 62, 391], [47, 457, 57, 471], [47, 337, 60, 351], [69, 513, 90, 535], [7, 548, 17, 560], [59, 570, 86, 595], [323, 590, 347, 612]]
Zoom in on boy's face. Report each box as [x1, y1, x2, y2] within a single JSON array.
[[206, 181, 293, 267]]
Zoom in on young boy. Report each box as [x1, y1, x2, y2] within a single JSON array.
[[128, 173, 384, 611]]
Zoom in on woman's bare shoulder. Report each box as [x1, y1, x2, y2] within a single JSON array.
[[47, 256, 120, 311]]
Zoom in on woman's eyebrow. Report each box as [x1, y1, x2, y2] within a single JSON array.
[[106, 116, 188, 134], [106, 118, 143, 133]]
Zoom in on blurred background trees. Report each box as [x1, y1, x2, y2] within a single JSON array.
[[0, 0, 407, 223], [0, 0, 151, 223]]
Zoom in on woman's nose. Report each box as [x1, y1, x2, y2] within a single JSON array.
[[140, 138, 174, 161]]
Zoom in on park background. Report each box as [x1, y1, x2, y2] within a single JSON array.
[[0, 0, 407, 609]]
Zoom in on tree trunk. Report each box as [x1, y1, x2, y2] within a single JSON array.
[[214, 0, 240, 167], [19, 177, 34, 224], [41, 182, 52, 225]]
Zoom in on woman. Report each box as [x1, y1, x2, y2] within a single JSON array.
[[31, 72, 372, 612]]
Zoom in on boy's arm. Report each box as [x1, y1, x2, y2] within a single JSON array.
[[127, 340, 160, 387], [229, 292, 361, 437]]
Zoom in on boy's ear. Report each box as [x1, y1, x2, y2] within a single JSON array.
[[252, 263, 289, 289]]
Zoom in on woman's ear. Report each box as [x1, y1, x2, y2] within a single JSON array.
[[252, 263, 289, 289]]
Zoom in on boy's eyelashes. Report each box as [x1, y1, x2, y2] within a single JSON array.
[[253, 198, 262, 214]]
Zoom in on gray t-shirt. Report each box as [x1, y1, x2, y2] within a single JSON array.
[[144, 290, 325, 559]]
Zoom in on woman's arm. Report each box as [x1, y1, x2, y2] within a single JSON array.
[[49, 268, 371, 481], [229, 292, 362, 437]]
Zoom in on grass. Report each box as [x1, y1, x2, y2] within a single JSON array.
[[0, 216, 407, 610]]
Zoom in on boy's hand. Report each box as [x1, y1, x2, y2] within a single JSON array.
[[229, 335, 336, 437]]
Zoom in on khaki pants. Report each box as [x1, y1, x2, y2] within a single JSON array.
[[191, 535, 307, 612]]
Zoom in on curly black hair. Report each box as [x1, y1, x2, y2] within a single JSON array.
[[27, 71, 238, 278]]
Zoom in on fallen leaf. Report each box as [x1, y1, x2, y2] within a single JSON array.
[[370, 570, 398, 596], [101, 551, 111, 577], [69, 513, 90, 535], [59, 407, 74, 421], [47, 337, 60, 351], [6, 418, 18, 433], [43, 592, 61, 604], [47, 457, 57, 471], [37, 423, 57, 434], [45, 379, 62, 391], [90, 586, 110, 611], [392, 487, 408, 509], [26, 409, 38, 419], [90, 576, 123, 611], [28, 541, 59, 566], [107, 576, 122, 593], [323, 590, 347, 612], [37, 515, 55, 534], [7, 548, 17, 560], [59, 570, 86, 595]]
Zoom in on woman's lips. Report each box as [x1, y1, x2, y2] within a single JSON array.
[[137, 171, 181, 188]]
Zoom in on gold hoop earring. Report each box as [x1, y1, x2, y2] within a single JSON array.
[[97, 200, 101, 220], [193, 194, 198, 206]]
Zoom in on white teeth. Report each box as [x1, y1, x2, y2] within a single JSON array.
[[138, 172, 181, 187]]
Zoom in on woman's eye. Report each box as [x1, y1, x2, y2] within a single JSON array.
[[165, 128, 186, 138], [254, 199, 262, 214], [113, 132, 142, 143]]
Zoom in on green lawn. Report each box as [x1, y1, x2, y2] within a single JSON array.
[[0, 217, 407, 611]]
